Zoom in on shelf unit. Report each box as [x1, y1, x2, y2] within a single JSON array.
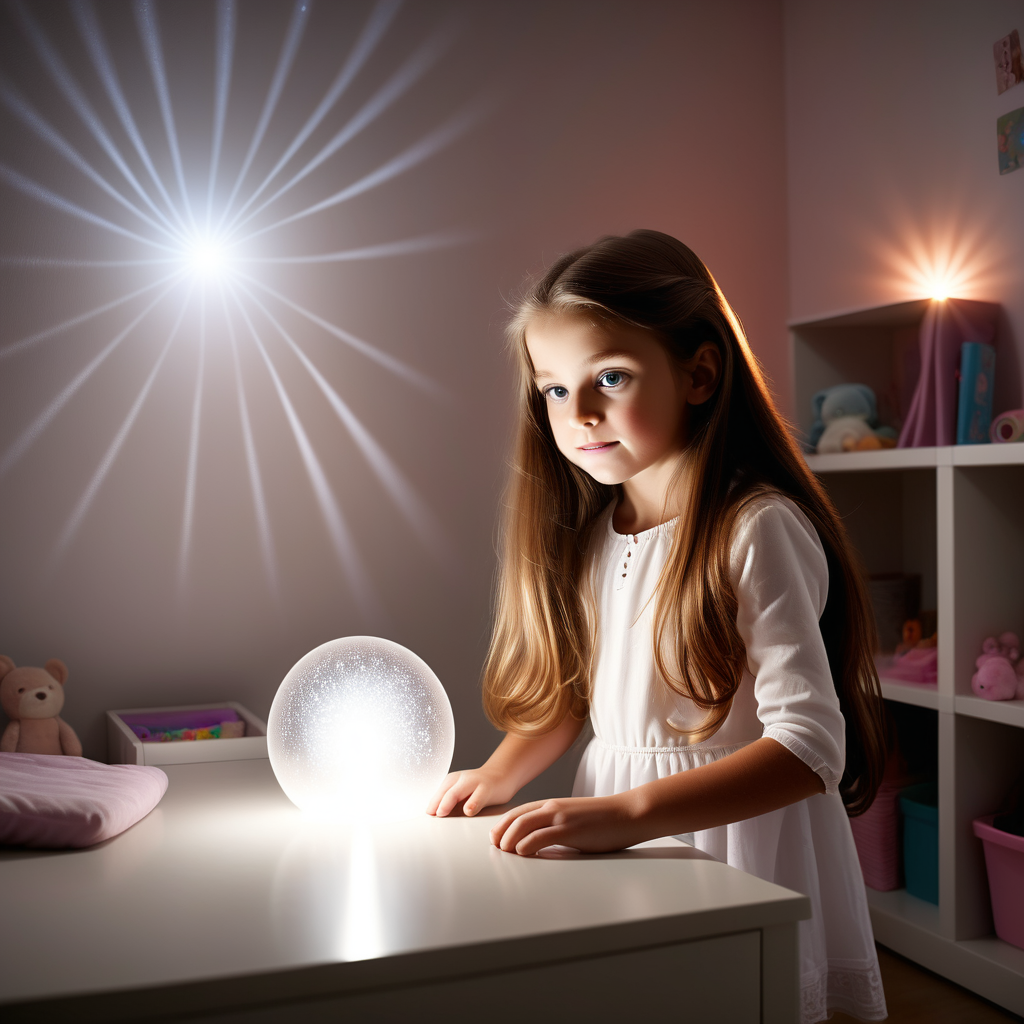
[[793, 296, 1024, 1015], [805, 441, 1024, 1016]]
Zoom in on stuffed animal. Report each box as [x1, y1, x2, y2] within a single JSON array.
[[971, 633, 1024, 701], [809, 384, 899, 454], [0, 657, 82, 755]]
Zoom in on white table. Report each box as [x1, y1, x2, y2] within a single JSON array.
[[0, 759, 810, 1023]]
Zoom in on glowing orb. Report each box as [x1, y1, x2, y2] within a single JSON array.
[[268, 636, 455, 820], [183, 232, 230, 278]]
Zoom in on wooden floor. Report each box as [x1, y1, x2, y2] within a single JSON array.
[[829, 945, 1023, 1023]]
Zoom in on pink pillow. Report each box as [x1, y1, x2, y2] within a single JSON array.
[[0, 752, 167, 848]]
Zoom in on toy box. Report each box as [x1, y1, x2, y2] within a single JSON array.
[[973, 816, 1024, 950], [900, 782, 939, 904], [107, 702, 268, 766], [850, 774, 906, 891]]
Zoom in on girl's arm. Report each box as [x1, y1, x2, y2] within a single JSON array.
[[428, 713, 585, 817], [488, 736, 823, 855]]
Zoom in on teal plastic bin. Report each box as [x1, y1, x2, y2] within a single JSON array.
[[901, 782, 938, 904]]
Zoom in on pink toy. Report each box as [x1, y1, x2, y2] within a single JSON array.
[[972, 633, 1024, 701], [0, 657, 82, 756]]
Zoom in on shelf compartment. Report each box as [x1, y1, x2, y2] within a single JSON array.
[[868, 888, 1024, 1015], [953, 442, 1024, 467], [806, 448, 941, 473], [867, 885, 941, 934], [805, 442, 1024, 474], [952, 716, 1024, 944], [867, 890, 1024, 1016], [954, 695, 1024, 729], [951, 465, 1024, 698], [817, 468, 937, 641], [880, 678, 939, 709], [791, 299, 929, 445]]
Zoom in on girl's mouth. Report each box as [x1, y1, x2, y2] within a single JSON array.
[[578, 441, 619, 451]]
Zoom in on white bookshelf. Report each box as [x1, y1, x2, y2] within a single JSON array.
[[878, 677, 940, 711], [805, 442, 1024, 1017], [795, 300, 1024, 1016]]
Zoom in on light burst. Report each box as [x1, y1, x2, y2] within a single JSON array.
[[0, 0, 477, 618]]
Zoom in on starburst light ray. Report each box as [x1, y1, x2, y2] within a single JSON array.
[[237, 271, 443, 397], [134, 0, 195, 226], [238, 98, 487, 245], [2, 0, 482, 606], [222, 0, 400, 232], [0, 278, 182, 480], [237, 230, 472, 265], [1, 256, 179, 269], [0, 162, 180, 253], [221, 287, 279, 594], [237, 280, 451, 559], [12, 0, 184, 238], [227, 286, 382, 620], [71, 0, 188, 235], [217, 0, 312, 229], [0, 274, 179, 360], [0, 77, 182, 244], [178, 291, 207, 590], [52, 284, 194, 563], [226, 18, 453, 235], [0, 274, 178, 362], [206, 0, 236, 226]]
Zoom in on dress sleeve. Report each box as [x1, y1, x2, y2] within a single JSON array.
[[729, 498, 845, 794]]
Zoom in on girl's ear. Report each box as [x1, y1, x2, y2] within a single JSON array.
[[685, 342, 722, 406]]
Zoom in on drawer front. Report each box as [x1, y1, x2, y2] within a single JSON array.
[[202, 929, 762, 1023]]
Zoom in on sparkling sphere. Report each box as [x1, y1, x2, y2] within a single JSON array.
[[268, 637, 455, 820]]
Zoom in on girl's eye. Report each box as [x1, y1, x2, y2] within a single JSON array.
[[544, 385, 569, 402], [598, 371, 625, 388]]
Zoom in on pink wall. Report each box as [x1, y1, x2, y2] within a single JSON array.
[[0, 0, 788, 791], [785, 0, 1024, 416]]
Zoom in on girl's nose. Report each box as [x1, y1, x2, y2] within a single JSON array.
[[569, 396, 602, 429]]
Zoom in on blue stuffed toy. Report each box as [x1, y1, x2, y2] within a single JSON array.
[[809, 384, 898, 453]]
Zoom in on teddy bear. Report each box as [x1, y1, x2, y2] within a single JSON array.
[[809, 383, 899, 454], [0, 656, 82, 755], [971, 633, 1024, 701]]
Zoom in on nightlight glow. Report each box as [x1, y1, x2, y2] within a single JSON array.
[[268, 636, 455, 821], [183, 231, 231, 279]]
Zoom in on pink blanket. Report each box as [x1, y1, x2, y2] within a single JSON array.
[[0, 753, 167, 848]]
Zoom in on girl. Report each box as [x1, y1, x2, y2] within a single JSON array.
[[428, 230, 888, 1023]]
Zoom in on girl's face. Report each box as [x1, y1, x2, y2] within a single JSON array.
[[525, 313, 702, 489]]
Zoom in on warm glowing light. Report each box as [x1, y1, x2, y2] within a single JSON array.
[[865, 199, 1009, 306], [267, 637, 455, 822]]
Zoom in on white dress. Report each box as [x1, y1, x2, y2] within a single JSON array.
[[572, 496, 887, 1024]]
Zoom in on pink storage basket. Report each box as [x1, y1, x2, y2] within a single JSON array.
[[973, 816, 1024, 950], [850, 774, 909, 890]]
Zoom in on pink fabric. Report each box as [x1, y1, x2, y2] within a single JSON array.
[[0, 752, 167, 848], [898, 298, 999, 448], [882, 647, 938, 685]]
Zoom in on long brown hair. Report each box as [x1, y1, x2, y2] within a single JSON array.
[[484, 230, 886, 815]]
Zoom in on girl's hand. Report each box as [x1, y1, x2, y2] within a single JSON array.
[[427, 768, 515, 817], [489, 793, 645, 856], [428, 717, 587, 819]]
